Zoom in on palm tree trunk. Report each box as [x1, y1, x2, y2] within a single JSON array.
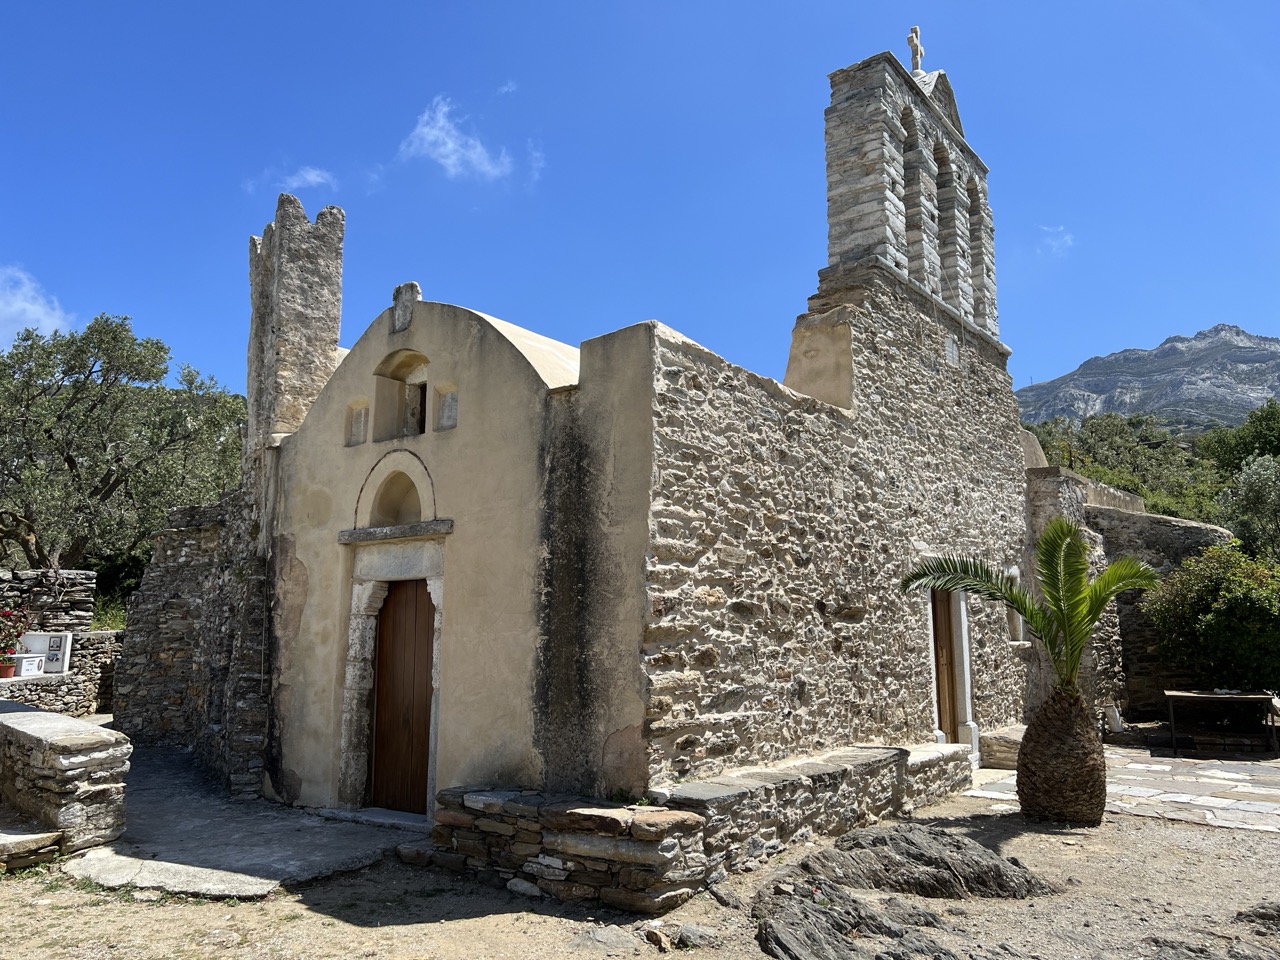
[[1017, 687, 1107, 826]]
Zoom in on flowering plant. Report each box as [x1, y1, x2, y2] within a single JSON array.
[[0, 608, 33, 665]]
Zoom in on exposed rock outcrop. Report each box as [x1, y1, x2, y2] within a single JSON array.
[[1016, 324, 1280, 427]]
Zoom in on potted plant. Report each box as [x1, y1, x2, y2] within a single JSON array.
[[0, 607, 33, 679]]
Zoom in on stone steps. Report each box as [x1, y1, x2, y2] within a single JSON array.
[[0, 806, 63, 872]]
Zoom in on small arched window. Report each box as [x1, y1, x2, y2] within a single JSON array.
[[372, 350, 430, 442], [370, 471, 422, 527]]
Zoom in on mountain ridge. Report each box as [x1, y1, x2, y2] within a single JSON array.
[[1015, 324, 1280, 428]]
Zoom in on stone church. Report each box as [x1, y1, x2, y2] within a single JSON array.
[[118, 40, 1033, 823]]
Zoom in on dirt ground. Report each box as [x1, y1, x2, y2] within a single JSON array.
[[6, 790, 1280, 960]]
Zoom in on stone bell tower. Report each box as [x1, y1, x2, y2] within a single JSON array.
[[785, 28, 1005, 408]]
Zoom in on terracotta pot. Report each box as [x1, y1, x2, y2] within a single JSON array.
[[0, 663, 14, 678]]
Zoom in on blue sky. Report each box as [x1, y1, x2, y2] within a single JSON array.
[[2, 3, 1277, 398]]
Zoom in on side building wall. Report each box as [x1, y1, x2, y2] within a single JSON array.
[[115, 498, 270, 797], [637, 284, 1027, 785], [1084, 505, 1232, 718]]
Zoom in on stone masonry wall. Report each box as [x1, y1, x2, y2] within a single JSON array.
[[431, 789, 710, 914], [115, 505, 225, 744], [1085, 506, 1233, 718], [0, 569, 95, 632], [642, 285, 1027, 786], [115, 498, 271, 797], [0, 703, 131, 852], [0, 630, 121, 716]]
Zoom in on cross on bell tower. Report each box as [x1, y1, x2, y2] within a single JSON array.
[[907, 25, 925, 76]]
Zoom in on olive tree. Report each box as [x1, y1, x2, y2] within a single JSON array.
[[0, 315, 243, 572]]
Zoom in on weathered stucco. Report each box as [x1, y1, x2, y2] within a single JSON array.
[[266, 298, 583, 807]]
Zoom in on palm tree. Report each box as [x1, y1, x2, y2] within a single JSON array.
[[901, 516, 1159, 826]]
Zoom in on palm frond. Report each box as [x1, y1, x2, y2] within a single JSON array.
[[901, 555, 1044, 640], [1083, 557, 1161, 631], [900, 513, 1161, 693]]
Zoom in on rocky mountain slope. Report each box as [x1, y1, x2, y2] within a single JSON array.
[[1016, 324, 1280, 427]]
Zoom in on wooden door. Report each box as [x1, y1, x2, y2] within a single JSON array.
[[931, 589, 959, 743], [370, 579, 434, 812]]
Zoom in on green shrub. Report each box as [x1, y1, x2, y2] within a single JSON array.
[[90, 596, 127, 631], [1141, 543, 1280, 692]]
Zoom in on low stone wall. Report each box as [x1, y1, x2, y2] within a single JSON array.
[[431, 790, 709, 914], [116, 497, 271, 799], [979, 724, 1025, 770], [0, 703, 131, 852], [427, 743, 971, 912], [659, 747, 902, 874], [0, 631, 121, 716], [0, 569, 96, 633]]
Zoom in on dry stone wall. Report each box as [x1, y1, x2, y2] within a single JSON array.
[[0, 630, 121, 716], [426, 743, 969, 913], [115, 505, 224, 744], [642, 293, 1026, 785], [0, 569, 95, 632], [0, 703, 131, 852], [114, 498, 270, 797], [430, 789, 710, 914]]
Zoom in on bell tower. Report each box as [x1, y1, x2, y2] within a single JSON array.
[[785, 29, 1004, 408]]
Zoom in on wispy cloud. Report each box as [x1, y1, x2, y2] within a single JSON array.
[[0, 266, 72, 343], [497, 80, 518, 95], [399, 96, 513, 181], [242, 164, 338, 195], [280, 166, 338, 191], [527, 140, 546, 184], [1037, 225, 1075, 257]]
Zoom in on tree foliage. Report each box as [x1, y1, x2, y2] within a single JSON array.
[[0, 315, 244, 571], [1218, 455, 1280, 563], [1199, 398, 1280, 475], [1142, 543, 1280, 692], [1026, 413, 1226, 522]]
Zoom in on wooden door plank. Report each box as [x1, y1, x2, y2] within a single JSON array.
[[931, 590, 958, 743], [370, 580, 434, 814]]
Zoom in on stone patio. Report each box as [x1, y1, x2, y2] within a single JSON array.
[[966, 745, 1280, 832]]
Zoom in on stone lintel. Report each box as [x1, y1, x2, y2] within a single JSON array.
[[338, 519, 454, 544]]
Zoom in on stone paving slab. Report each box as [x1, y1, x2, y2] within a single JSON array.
[[62, 747, 408, 898], [966, 746, 1280, 833]]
